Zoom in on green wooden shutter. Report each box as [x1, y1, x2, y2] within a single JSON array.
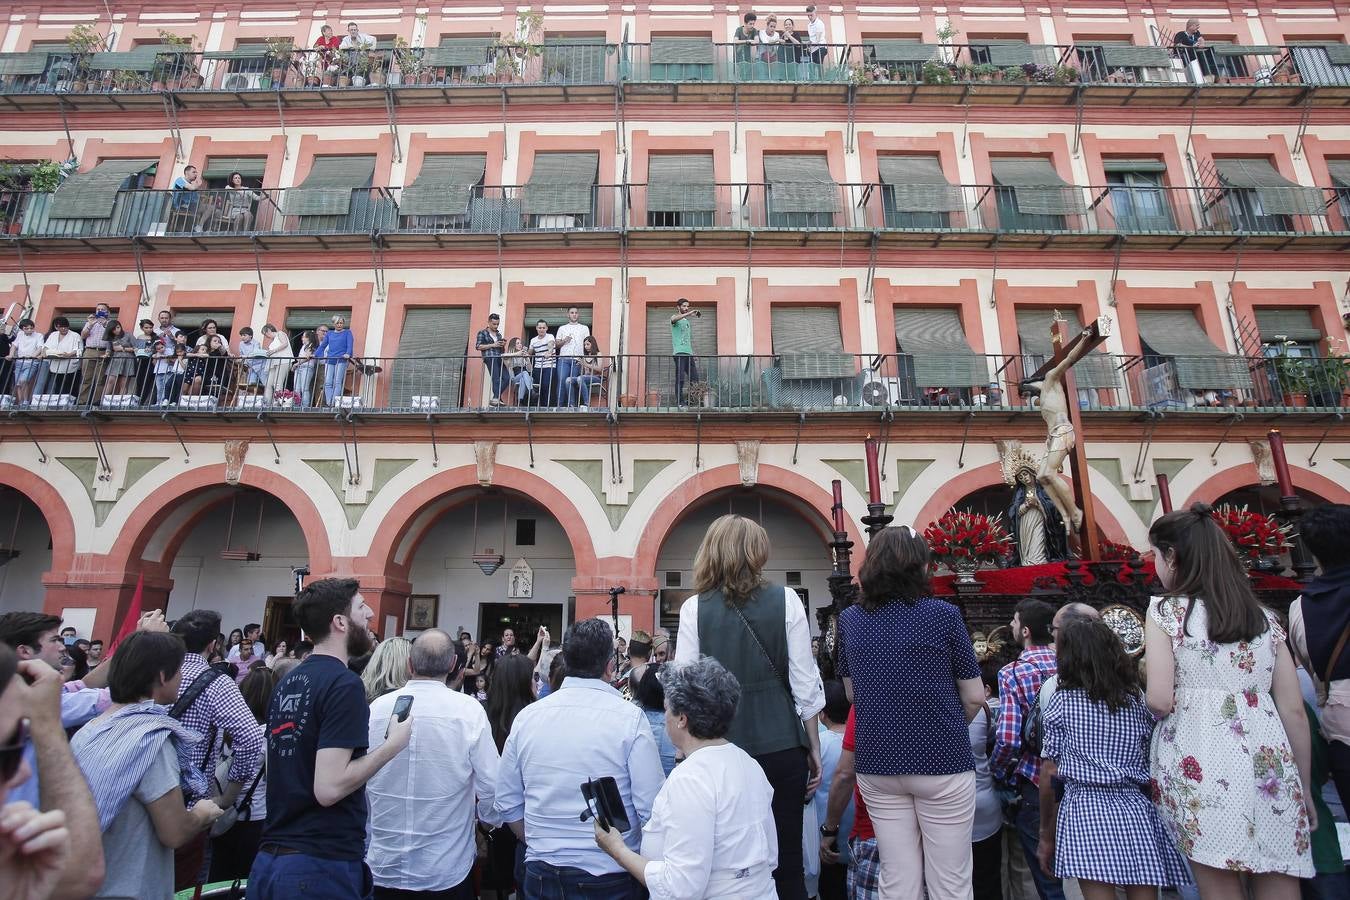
[[390, 307, 472, 408], [984, 41, 1040, 66], [48, 159, 156, 219], [867, 41, 937, 63], [771, 306, 852, 378], [1255, 309, 1322, 343], [284, 308, 352, 330], [764, 154, 837, 214], [202, 157, 267, 181], [877, 155, 963, 212], [400, 154, 486, 217], [991, 158, 1086, 215], [893, 307, 987, 387], [1101, 45, 1171, 67], [645, 304, 717, 356], [0, 51, 53, 75], [544, 35, 607, 83], [203, 43, 275, 60], [1136, 309, 1253, 389], [424, 37, 493, 67], [88, 46, 163, 72], [1014, 309, 1118, 389], [1215, 158, 1326, 216], [522, 152, 597, 216], [650, 37, 714, 64], [1325, 43, 1350, 65], [647, 154, 716, 213], [282, 155, 376, 217], [1327, 160, 1350, 189]]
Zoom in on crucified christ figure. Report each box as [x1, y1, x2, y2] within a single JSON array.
[[1018, 328, 1098, 535]]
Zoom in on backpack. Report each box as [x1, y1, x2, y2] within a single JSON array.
[[1019, 665, 1056, 758]]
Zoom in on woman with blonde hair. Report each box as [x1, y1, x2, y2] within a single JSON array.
[[361, 636, 412, 703], [673, 513, 824, 900]]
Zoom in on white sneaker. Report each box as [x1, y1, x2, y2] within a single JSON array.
[[489, 398, 504, 407], [579, 404, 588, 411]]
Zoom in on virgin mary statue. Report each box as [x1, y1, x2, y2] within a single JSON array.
[[1002, 446, 1068, 566]]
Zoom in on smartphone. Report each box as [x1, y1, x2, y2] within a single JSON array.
[[385, 695, 414, 738]]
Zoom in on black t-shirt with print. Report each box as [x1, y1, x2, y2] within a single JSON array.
[[261, 654, 369, 859]]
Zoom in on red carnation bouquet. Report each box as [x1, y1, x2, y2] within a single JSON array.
[[923, 508, 1013, 566], [1210, 504, 1292, 560], [1099, 539, 1138, 561]]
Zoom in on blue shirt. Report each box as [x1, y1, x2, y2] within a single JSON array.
[[494, 677, 665, 875], [9, 688, 104, 808], [318, 327, 354, 361], [838, 597, 980, 776], [172, 176, 199, 210], [643, 708, 678, 777], [812, 723, 853, 864]]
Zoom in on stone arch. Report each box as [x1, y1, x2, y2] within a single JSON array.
[[1183, 462, 1350, 510], [0, 464, 77, 573]]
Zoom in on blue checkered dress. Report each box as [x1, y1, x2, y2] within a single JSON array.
[[1042, 689, 1191, 887]]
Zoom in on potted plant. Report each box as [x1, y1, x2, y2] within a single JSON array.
[[685, 381, 713, 407], [1268, 341, 1312, 407], [66, 23, 104, 92], [935, 21, 960, 64], [921, 60, 954, 85], [1210, 504, 1292, 569], [153, 30, 198, 89], [1309, 337, 1350, 407], [1001, 65, 1026, 83], [265, 36, 293, 87], [922, 508, 1013, 585], [350, 52, 371, 87], [491, 10, 544, 83], [391, 36, 420, 85], [1053, 64, 1079, 84], [972, 63, 998, 82]]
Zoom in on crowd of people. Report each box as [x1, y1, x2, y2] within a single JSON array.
[[1, 502, 1348, 900]]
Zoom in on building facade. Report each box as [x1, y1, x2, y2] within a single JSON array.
[[1, 0, 1349, 644]]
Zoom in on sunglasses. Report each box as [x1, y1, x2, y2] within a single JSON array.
[[0, 719, 29, 783]]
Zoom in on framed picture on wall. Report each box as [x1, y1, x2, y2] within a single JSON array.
[[406, 594, 439, 631]]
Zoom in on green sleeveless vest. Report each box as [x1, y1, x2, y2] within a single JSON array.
[[697, 584, 807, 757]]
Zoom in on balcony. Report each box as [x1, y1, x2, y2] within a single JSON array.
[[4, 182, 1346, 254], [2, 40, 1348, 112], [8, 352, 1345, 418]]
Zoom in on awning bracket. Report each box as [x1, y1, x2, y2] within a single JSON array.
[[956, 412, 975, 469], [426, 414, 440, 467], [161, 412, 190, 462], [384, 86, 402, 163], [1208, 413, 1243, 467], [524, 411, 535, 468], [337, 412, 361, 485], [846, 84, 856, 154], [878, 408, 894, 480], [55, 95, 75, 158], [131, 238, 152, 307], [864, 231, 879, 303], [275, 90, 289, 157], [1107, 234, 1124, 307], [607, 411, 623, 484], [1293, 91, 1314, 158], [161, 92, 184, 161], [251, 237, 267, 303], [745, 230, 754, 310], [695, 412, 704, 469], [1072, 89, 1085, 157], [733, 83, 740, 153], [987, 235, 1001, 308], [370, 232, 387, 301], [257, 413, 282, 464], [12, 416, 47, 464], [1307, 415, 1341, 467], [1132, 410, 1162, 480], [82, 413, 113, 480], [501, 88, 509, 160], [792, 411, 806, 465]]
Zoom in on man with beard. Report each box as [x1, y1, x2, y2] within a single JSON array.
[[248, 578, 414, 900]]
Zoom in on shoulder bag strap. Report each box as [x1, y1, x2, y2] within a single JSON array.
[[236, 762, 265, 819], [1317, 622, 1350, 706], [168, 667, 224, 720]]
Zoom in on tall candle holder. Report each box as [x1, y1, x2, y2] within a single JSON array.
[[861, 502, 894, 539], [1267, 429, 1317, 581], [820, 479, 860, 680]]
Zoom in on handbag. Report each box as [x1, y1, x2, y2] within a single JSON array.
[[209, 755, 264, 838], [726, 587, 809, 746]]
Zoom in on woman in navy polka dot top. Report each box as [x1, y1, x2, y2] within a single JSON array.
[[837, 525, 986, 900]]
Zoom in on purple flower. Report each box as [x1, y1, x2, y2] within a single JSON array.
[[1257, 775, 1280, 800]]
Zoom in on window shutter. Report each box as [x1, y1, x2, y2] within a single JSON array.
[[543, 35, 607, 83], [983, 41, 1043, 67], [202, 157, 268, 181], [390, 307, 472, 408], [282, 156, 376, 217], [399, 154, 486, 217], [424, 37, 493, 67], [771, 306, 852, 379], [1135, 309, 1253, 389], [867, 41, 937, 63], [991, 158, 1086, 215], [764, 154, 837, 214], [0, 51, 53, 75], [893, 307, 987, 387], [87, 46, 164, 72], [1254, 309, 1322, 343], [877, 156, 963, 212], [1326, 160, 1350, 189], [645, 304, 717, 356], [650, 37, 714, 64], [48, 159, 156, 219], [284, 308, 353, 330], [1102, 158, 1167, 174], [1214, 159, 1326, 216], [1014, 309, 1118, 389], [522, 152, 598, 216], [647, 154, 716, 213], [1101, 45, 1171, 67]]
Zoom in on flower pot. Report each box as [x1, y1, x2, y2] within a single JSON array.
[[1342, 390, 1350, 408], [1282, 392, 1309, 408], [152, 80, 165, 91], [275, 398, 295, 409], [338, 75, 351, 87], [259, 75, 272, 90], [306, 75, 321, 88], [952, 557, 981, 585], [370, 70, 385, 85], [351, 75, 367, 87]]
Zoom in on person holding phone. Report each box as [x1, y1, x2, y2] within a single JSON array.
[[594, 656, 778, 899], [670, 298, 701, 407]]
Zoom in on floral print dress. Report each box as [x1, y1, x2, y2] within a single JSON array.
[[1148, 596, 1313, 876]]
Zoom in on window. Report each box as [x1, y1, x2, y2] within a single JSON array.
[[515, 518, 536, 546], [1255, 309, 1321, 358], [390, 307, 471, 408], [878, 155, 960, 229], [1104, 161, 1174, 231], [522, 152, 598, 229], [646, 154, 716, 227], [1212, 159, 1322, 233], [991, 158, 1080, 231], [763, 154, 837, 228], [665, 571, 681, 587]]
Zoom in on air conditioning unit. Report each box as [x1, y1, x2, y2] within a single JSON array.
[[859, 374, 913, 406], [1137, 65, 1177, 84], [223, 72, 267, 91]]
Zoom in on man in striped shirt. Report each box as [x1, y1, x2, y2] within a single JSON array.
[[991, 598, 1064, 900]]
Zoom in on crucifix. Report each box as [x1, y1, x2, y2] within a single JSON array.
[[1020, 313, 1112, 562]]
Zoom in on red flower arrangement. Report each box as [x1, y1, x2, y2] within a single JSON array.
[[1099, 539, 1138, 561], [1210, 504, 1293, 560], [923, 508, 1013, 565]]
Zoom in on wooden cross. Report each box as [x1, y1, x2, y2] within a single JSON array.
[[1027, 315, 1111, 562]]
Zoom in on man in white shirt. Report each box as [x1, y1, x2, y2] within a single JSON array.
[[528, 319, 559, 407], [806, 5, 828, 65], [339, 20, 376, 50], [555, 305, 591, 408], [367, 629, 500, 900], [495, 618, 664, 900]]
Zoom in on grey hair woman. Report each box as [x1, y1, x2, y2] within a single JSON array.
[[595, 656, 778, 899]]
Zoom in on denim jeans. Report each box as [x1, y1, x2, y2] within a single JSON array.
[[1015, 781, 1064, 900], [673, 354, 697, 404], [533, 367, 557, 406], [247, 850, 373, 900], [482, 355, 508, 400], [324, 359, 348, 405], [520, 861, 640, 900], [573, 374, 603, 406], [555, 357, 580, 405]]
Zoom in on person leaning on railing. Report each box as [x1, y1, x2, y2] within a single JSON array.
[[42, 316, 82, 399], [11, 318, 44, 406], [224, 172, 264, 232]]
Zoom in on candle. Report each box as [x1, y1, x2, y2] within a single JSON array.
[[1267, 429, 1294, 497], [1156, 473, 1173, 514], [831, 480, 846, 533], [864, 436, 881, 504]]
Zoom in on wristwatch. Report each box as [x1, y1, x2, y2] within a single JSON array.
[[819, 825, 840, 837]]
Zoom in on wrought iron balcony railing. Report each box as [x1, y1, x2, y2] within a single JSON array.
[[1, 40, 1346, 100], [3, 183, 1345, 247], [7, 352, 1345, 415]]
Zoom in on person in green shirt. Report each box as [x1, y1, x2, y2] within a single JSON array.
[[670, 297, 700, 406]]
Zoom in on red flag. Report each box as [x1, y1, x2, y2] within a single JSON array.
[[108, 573, 144, 655]]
